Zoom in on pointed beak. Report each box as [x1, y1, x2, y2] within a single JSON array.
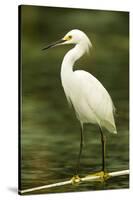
[[42, 39, 66, 51]]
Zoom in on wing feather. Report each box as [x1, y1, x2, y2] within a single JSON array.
[[73, 70, 117, 133]]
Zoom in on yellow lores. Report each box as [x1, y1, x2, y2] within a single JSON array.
[[63, 35, 72, 41]]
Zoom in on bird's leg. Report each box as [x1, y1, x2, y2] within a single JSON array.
[[86, 126, 109, 182], [76, 123, 84, 174], [71, 123, 84, 185], [93, 127, 109, 182], [99, 126, 106, 172]]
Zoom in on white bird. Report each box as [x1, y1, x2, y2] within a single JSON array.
[[43, 29, 117, 180]]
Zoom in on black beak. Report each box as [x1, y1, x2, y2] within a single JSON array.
[[42, 39, 66, 50]]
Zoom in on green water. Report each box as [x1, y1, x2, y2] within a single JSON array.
[[20, 5, 129, 194]]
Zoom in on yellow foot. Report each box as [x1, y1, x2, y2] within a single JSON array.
[[87, 171, 110, 183], [71, 175, 81, 185]]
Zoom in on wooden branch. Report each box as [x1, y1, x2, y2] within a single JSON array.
[[20, 169, 129, 194], [81, 169, 129, 182]]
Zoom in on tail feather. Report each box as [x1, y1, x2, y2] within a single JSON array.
[[102, 119, 117, 134]]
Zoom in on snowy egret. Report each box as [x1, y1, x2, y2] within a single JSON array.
[[43, 29, 117, 180]]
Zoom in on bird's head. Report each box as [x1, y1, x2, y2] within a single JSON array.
[[42, 29, 92, 53]]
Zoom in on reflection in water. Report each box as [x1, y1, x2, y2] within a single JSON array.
[[20, 6, 129, 194]]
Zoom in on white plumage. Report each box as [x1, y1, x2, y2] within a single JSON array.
[[60, 29, 117, 134], [43, 29, 117, 175]]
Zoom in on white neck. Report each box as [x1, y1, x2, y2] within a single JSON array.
[[60, 42, 88, 99], [61, 44, 85, 78]]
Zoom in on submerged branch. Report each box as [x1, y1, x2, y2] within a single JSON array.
[[20, 169, 129, 194]]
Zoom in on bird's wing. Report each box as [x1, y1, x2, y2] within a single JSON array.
[[73, 70, 116, 132]]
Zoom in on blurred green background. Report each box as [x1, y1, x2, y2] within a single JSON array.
[[20, 5, 129, 194]]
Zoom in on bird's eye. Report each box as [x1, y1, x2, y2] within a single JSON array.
[[68, 35, 72, 40]]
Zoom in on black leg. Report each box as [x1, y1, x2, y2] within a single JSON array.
[[99, 126, 106, 172], [75, 123, 84, 175]]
